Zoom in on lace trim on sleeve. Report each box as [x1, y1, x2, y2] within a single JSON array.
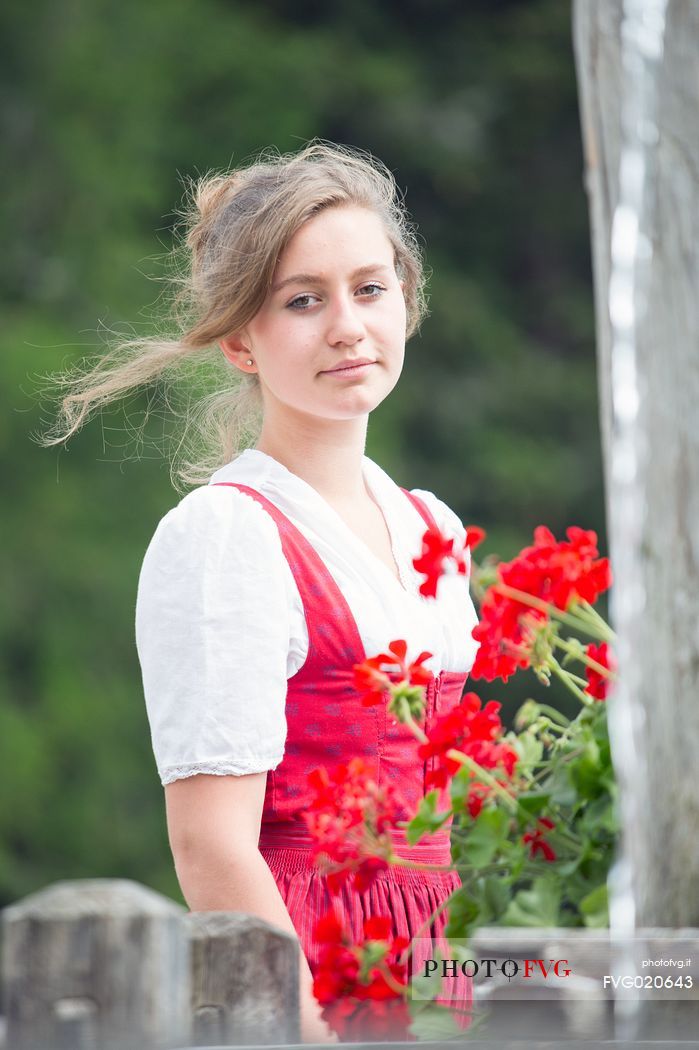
[[160, 756, 283, 785]]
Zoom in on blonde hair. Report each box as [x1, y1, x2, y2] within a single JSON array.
[[38, 140, 428, 490]]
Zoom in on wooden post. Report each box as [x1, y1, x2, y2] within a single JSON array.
[[1, 879, 190, 1050], [573, 0, 699, 925], [186, 912, 300, 1045]]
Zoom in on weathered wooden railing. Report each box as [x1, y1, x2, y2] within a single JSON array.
[[3, 878, 699, 1048], [1, 879, 299, 1049]]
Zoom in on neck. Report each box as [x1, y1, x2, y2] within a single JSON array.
[[255, 413, 369, 505]]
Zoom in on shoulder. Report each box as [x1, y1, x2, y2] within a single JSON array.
[[408, 487, 466, 542], [139, 483, 284, 577], [135, 482, 293, 649]]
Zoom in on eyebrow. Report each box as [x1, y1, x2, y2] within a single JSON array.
[[271, 263, 393, 294]]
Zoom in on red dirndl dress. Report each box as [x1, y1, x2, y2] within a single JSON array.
[[214, 481, 472, 1035]]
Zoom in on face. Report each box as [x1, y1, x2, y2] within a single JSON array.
[[220, 205, 407, 428]]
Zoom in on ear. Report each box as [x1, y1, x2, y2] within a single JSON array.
[[219, 333, 257, 374]]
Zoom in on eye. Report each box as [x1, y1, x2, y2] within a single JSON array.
[[357, 282, 385, 298], [287, 293, 320, 311]]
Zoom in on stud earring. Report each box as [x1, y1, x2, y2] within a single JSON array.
[[246, 359, 253, 366]]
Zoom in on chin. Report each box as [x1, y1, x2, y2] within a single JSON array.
[[329, 395, 386, 419]]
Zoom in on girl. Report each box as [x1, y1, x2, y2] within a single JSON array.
[[47, 142, 480, 1042]]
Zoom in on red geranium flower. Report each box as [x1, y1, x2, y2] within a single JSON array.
[[522, 817, 557, 862], [353, 639, 433, 707], [471, 590, 546, 683], [312, 909, 411, 1042], [502, 526, 611, 612], [323, 996, 414, 1042], [584, 641, 617, 701], [352, 659, 393, 707], [466, 779, 511, 819], [464, 525, 487, 552], [304, 758, 405, 892], [413, 522, 477, 598], [312, 911, 360, 1002], [418, 692, 518, 795], [471, 526, 612, 684]]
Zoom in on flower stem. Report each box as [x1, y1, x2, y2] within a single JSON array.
[[375, 962, 410, 996], [554, 636, 617, 680], [577, 599, 617, 641], [535, 703, 571, 726], [527, 747, 584, 785], [492, 582, 611, 640], [443, 751, 582, 850], [445, 750, 519, 812], [549, 657, 595, 707], [390, 856, 455, 873], [403, 709, 428, 744]]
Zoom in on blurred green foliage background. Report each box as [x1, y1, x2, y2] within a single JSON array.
[[1, 0, 605, 906]]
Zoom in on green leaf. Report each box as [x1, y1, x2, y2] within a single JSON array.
[[516, 791, 551, 816], [555, 855, 583, 877], [408, 970, 445, 1005], [406, 790, 451, 844], [578, 795, 619, 836], [514, 731, 544, 768], [408, 1003, 464, 1041], [579, 883, 609, 928], [592, 707, 610, 743], [483, 874, 511, 919], [449, 766, 471, 811], [568, 742, 603, 800], [547, 764, 578, 806], [461, 806, 510, 867], [500, 875, 561, 927], [444, 889, 481, 939]]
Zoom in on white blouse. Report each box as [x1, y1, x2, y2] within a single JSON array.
[[135, 450, 480, 785]]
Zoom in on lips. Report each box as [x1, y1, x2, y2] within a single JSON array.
[[322, 358, 376, 373]]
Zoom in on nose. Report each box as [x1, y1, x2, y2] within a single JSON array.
[[325, 293, 366, 347]]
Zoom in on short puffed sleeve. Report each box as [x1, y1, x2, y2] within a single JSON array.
[[135, 486, 290, 785]]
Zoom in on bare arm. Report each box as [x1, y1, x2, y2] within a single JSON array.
[[165, 772, 336, 1044]]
